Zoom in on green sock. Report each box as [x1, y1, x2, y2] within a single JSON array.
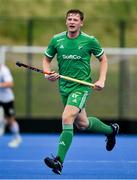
[[57, 124, 73, 163], [87, 117, 113, 134]]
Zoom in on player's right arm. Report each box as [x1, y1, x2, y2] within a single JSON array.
[[43, 36, 59, 81], [43, 56, 59, 81], [43, 56, 52, 74]]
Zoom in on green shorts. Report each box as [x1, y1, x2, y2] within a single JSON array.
[[61, 89, 90, 110]]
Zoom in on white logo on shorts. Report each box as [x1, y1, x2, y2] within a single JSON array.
[[72, 93, 79, 103]]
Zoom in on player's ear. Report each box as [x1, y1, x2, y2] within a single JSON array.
[[80, 20, 84, 27]]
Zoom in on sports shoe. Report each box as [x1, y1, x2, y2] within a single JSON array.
[[44, 155, 63, 175], [106, 123, 119, 151], [8, 136, 22, 148]]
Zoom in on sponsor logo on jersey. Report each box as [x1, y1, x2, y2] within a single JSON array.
[[62, 54, 81, 60]]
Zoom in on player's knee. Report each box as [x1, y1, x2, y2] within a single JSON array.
[[62, 113, 75, 124]]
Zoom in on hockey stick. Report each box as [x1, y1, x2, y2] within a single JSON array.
[[16, 61, 95, 87]]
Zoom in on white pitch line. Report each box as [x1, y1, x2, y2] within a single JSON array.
[[0, 179, 137, 180], [0, 160, 137, 163]]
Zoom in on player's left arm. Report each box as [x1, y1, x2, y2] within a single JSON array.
[[0, 81, 13, 88], [94, 53, 108, 91]]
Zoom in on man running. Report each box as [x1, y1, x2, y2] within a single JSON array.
[[43, 9, 119, 174]]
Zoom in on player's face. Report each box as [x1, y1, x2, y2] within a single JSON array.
[[66, 13, 83, 34]]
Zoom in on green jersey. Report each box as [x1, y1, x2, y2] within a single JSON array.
[[44, 31, 104, 95]]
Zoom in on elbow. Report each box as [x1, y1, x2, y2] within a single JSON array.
[[99, 54, 107, 62]]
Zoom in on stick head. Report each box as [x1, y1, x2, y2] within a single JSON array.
[[16, 61, 22, 67]]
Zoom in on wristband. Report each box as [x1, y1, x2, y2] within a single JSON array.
[[44, 74, 50, 79]]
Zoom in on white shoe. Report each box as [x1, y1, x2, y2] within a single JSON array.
[[8, 136, 22, 148]]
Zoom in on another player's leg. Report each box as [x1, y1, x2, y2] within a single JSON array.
[[4, 101, 22, 148], [0, 106, 6, 136], [8, 116, 22, 148]]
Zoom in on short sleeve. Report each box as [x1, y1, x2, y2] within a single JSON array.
[[91, 37, 104, 59], [3, 66, 13, 82], [44, 37, 57, 59]]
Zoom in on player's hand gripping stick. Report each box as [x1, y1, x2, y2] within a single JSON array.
[[16, 61, 95, 88]]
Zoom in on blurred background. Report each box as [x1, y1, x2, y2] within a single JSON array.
[[0, 0, 137, 133]]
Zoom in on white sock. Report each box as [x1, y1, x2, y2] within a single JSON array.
[[10, 121, 21, 138]]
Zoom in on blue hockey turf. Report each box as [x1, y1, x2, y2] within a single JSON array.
[[0, 134, 137, 179]]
